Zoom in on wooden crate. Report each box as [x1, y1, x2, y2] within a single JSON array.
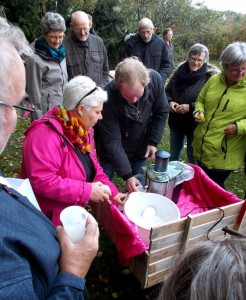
[[130, 200, 246, 288], [92, 199, 246, 288]]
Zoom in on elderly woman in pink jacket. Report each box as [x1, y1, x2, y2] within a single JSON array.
[[20, 76, 127, 225]]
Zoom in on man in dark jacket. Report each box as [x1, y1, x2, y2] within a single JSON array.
[[122, 18, 170, 84], [0, 16, 99, 299], [94, 57, 169, 192], [64, 11, 109, 87]]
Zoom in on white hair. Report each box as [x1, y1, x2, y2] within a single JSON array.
[[63, 76, 107, 111], [0, 17, 32, 153], [0, 17, 32, 101], [138, 18, 154, 31]]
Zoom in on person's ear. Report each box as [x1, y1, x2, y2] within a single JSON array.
[[77, 104, 84, 117]]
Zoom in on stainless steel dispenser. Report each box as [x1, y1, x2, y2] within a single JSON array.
[[146, 150, 182, 200]]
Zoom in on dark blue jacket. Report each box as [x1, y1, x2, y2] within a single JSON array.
[[0, 182, 87, 299], [122, 33, 170, 83]]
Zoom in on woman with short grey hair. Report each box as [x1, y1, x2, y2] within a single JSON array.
[[20, 75, 127, 226], [40, 12, 66, 34], [188, 43, 209, 63], [166, 43, 218, 164], [25, 12, 68, 121], [193, 42, 246, 188], [63, 75, 107, 110]]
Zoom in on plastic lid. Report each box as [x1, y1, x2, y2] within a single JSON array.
[[155, 150, 171, 159], [147, 162, 183, 182]]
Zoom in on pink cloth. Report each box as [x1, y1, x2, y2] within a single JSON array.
[[20, 107, 118, 226], [91, 201, 147, 266], [177, 164, 242, 217]]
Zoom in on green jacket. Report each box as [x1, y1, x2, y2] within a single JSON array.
[[192, 72, 246, 170]]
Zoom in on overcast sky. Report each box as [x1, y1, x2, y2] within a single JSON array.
[[192, 0, 246, 14]]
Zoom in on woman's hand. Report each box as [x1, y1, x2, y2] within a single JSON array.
[[113, 192, 129, 205], [169, 101, 179, 113], [224, 124, 237, 135], [90, 181, 111, 203], [194, 110, 205, 123], [175, 104, 189, 114]]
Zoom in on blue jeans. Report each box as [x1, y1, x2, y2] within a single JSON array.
[[170, 127, 197, 164], [99, 159, 146, 186]]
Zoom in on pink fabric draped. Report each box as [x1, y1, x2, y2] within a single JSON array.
[[91, 201, 147, 266], [177, 164, 242, 217]]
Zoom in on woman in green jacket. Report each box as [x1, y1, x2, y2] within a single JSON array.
[[193, 42, 246, 189]]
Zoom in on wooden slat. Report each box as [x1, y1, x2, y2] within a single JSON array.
[[146, 268, 172, 288], [181, 215, 194, 250], [150, 230, 184, 252], [190, 201, 244, 227], [190, 214, 237, 239], [234, 200, 246, 231], [148, 253, 179, 274], [151, 218, 187, 240]]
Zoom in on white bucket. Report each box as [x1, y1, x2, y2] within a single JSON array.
[[124, 192, 180, 246]]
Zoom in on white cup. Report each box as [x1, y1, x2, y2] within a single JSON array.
[[60, 206, 88, 243], [100, 184, 111, 195]]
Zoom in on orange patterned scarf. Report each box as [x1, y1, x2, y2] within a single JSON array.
[[52, 105, 91, 154]]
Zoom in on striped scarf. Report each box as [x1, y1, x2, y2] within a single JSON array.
[[52, 105, 91, 154]]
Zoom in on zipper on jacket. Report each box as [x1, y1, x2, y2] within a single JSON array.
[[221, 135, 228, 159], [222, 99, 230, 111], [47, 92, 51, 112], [199, 88, 228, 162]]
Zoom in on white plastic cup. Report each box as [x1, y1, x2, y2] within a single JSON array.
[[100, 184, 111, 195], [60, 206, 88, 243], [136, 185, 146, 192]]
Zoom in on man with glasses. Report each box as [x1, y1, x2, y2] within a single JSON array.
[[64, 11, 109, 87], [122, 17, 170, 84], [0, 17, 99, 299]]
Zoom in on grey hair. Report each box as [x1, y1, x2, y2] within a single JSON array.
[[0, 17, 32, 102], [158, 239, 246, 300], [138, 17, 154, 31], [188, 43, 209, 63], [63, 76, 107, 111], [40, 12, 66, 34], [115, 57, 150, 89], [220, 42, 246, 68]]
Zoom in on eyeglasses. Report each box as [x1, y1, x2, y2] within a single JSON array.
[[48, 35, 64, 41], [228, 66, 246, 75], [0, 99, 34, 120], [76, 87, 98, 108], [73, 27, 90, 34], [189, 57, 204, 64]]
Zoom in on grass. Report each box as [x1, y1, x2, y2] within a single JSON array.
[[0, 119, 245, 299]]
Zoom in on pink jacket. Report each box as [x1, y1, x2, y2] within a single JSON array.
[[20, 107, 119, 226]]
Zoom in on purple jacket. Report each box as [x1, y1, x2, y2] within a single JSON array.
[[20, 107, 118, 226]]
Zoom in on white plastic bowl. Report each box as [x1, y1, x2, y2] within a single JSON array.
[[124, 192, 180, 246]]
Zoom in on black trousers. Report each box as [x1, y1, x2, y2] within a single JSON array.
[[198, 163, 231, 190]]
